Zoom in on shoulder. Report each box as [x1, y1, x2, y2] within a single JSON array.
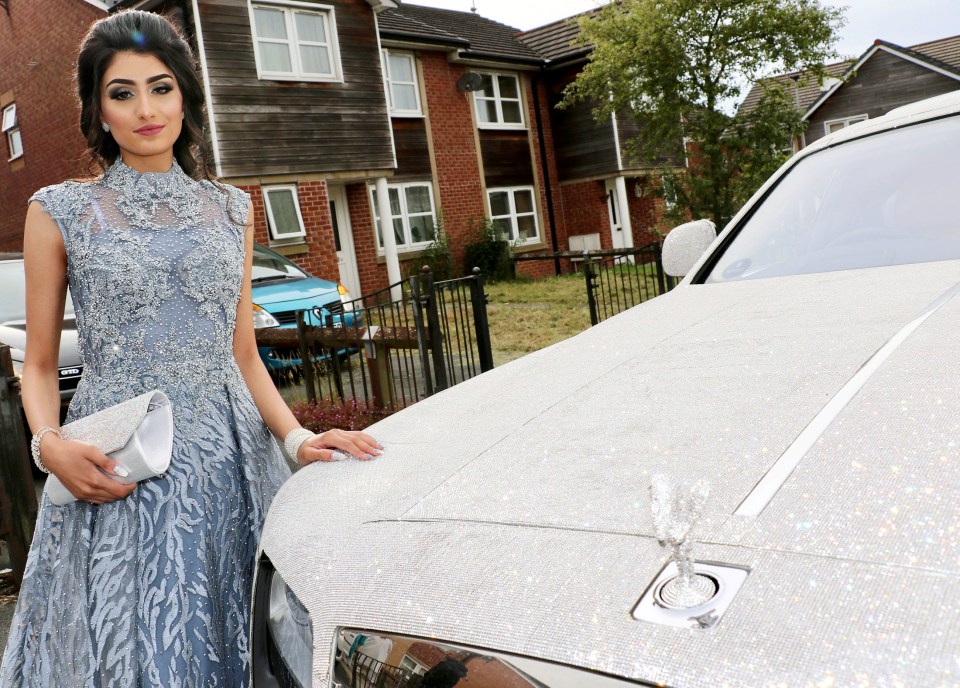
[[199, 179, 251, 225], [28, 180, 94, 221]]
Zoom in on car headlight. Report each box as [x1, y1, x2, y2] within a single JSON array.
[[337, 284, 354, 312], [252, 557, 313, 687], [253, 304, 281, 329]]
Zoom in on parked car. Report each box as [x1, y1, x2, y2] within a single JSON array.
[[251, 244, 357, 372], [0, 254, 82, 412], [250, 90, 960, 687]]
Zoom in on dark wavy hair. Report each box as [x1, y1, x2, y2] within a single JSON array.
[[76, 10, 210, 179]]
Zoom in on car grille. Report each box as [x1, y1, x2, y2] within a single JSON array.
[[273, 301, 343, 327], [58, 365, 83, 393]]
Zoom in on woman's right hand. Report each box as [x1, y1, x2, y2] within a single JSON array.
[[40, 436, 137, 505]]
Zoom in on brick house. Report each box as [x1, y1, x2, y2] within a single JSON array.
[[739, 35, 960, 151], [0, 0, 108, 250], [2, 0, 678, 290]]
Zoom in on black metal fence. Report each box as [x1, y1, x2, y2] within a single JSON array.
[[256, 267, 494, 410], [340, 650, 413, 688], [513, 243, 680, 325]]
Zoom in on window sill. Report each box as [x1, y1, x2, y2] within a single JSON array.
[[477, 124, 527, 132], [390, 112, 425, 119], [257, 73, 343, 84], [510, 240, 547, 254], [268, 240, 310, 257]]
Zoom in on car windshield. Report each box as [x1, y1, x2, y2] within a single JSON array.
[[251, 246, 308, 283], [0, 261, 75, 321], [704, 116, 960, 283]]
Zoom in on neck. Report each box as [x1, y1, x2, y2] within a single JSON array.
[[118, 151, 176, 174]]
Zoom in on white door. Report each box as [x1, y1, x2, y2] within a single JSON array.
[[605, 178, 626, 250], [329, 185, 362, 298]]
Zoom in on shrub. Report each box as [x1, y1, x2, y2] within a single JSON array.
[[290, 399, 395, 432], [463, 218, 513, 282]]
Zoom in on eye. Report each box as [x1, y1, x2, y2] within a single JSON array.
[[108, 88, 134, 100], [152, 83, 175, 95]]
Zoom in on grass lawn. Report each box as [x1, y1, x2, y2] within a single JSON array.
[[484, 274, 593, 365]]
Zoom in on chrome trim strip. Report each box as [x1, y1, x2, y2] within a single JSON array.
[[735, 278, 960, 517]]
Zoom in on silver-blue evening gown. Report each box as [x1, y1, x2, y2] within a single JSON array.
[[0, 159, 292, 687]]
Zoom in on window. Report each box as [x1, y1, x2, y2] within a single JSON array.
[[382, 50, 421, 116], [262, 185, 307, 241], [2, 104, 22, 161], [474, 73, 524, 128], [488, 187, 540, 243], [370, 182, 437, 251], [661, 175, 677, 209], [249, 1, 341, 81], [824, 114, 867, 135]]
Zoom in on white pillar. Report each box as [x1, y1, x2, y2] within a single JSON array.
[[375, 176, 403, 302], [614, 175, 635, 250]]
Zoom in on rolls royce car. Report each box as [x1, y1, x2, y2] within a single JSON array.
[[251, 90, 960, 687]]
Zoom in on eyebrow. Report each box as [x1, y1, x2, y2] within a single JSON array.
[[105, 73, 175, 88]]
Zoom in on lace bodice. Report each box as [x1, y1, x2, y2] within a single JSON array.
[[31, 160, 249, 378]]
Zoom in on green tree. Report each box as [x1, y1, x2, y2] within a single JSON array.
[[562, 0, 845, 227]]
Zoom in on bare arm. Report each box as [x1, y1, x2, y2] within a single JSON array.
[[232, 203, 381, 464], [22, 201, 135, 504]]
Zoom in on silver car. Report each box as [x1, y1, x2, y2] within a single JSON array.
[[251, 90, 960, 687]]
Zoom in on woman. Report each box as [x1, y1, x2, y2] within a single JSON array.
[[1, 10, 381, 686]]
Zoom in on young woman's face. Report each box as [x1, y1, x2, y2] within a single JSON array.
[[100, 51, 184, 172]]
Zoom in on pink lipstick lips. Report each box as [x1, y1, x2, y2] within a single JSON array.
[[134, 124, 164, 136]]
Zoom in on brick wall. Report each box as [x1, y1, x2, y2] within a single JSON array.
[[238, 179, 340, 281], [0, 0, 105, 250]]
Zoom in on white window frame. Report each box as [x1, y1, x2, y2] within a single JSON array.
[[262, 184, 308, 241], [487, 186, 540, 244], [473, 72, 525, 129], [382, 49, 422, 117], [823, 114, 867, 136], [2, 104, 22, 161], [248, 0, 342, 83], [368, 181, 438, 253]]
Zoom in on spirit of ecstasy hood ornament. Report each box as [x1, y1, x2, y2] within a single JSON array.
[[649, 473, 716, 608]]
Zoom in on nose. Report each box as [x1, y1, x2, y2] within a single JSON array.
[[135, 94, 155, 120]]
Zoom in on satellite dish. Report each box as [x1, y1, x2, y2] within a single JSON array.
[[456, 72, 483, 92]]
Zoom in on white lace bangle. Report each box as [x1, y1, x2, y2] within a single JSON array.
[[283, 428, 315, 464], [30, 426, 61, 474]]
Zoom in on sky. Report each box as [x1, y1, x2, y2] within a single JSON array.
[[407, 0, 960, 58]]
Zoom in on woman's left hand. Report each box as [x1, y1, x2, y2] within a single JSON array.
[[297, 428, 383, 465]]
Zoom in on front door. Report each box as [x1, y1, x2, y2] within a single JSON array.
[[605, 178, 626, 250], [329, 185, 362, 298]]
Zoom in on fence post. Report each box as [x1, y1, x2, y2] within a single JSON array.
[[295, 312, 316, 403], [583, 252, 600, 326], [421, 266, 449, 392], [655, 242, 668, 296], [409, 273, 435, 396], [469, 267, 495, 372], [0, 344, 38, 584]]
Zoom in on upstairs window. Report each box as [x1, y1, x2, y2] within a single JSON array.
[[2, 104, 22, 161], [250, 1, 341, 82], [488, 186, 540, 244], [263, 185, 307, 241], [369, 182, 437, 252], [824, 114, 867, 135], [382, 50, 421, 116], [474, 73, 524, 128]]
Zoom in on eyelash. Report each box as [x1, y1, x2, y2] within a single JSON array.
[[108, 84, 174, 100]]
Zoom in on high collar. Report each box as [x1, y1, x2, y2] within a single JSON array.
[[102, 157, 192, 195], [99, 157, 204, 230]]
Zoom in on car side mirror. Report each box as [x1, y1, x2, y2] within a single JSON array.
[[662, 219, 717, 277]]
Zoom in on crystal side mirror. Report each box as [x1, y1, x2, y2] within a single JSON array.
[[661, 219, 716, 277]]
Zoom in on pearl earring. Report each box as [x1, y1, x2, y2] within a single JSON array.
[[102, 122, 110, 132]]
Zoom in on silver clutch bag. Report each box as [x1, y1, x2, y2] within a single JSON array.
[[46, 390, 174, 506]]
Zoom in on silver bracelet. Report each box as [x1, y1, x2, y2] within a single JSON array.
[[30, 426, 61, 474], [283, 428, 316, 464]]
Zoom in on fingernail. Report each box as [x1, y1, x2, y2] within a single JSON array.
[[364, 453, 376, 460], [372, 449, 383, 456], [113, 466, 130, 478]]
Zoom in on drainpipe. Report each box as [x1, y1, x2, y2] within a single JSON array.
[[532, 69, 561, 276], [610, 110, 636, 250], [375, 176, 403, 301]]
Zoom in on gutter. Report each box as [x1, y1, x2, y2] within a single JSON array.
[[532, 69, 561, 275]]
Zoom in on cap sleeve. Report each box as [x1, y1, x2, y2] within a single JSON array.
[[27, 182, 90, 246], [227, 185, 251, 227]]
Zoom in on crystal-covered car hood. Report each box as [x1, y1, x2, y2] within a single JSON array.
[[262, 259, 960, 687]]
